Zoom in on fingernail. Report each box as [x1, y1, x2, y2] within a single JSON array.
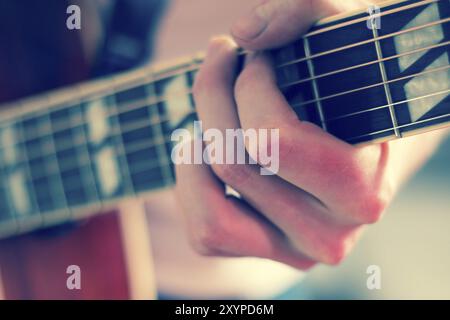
[[232, 7, 268, 41]]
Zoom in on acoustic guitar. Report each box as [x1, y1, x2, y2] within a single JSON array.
[[0, 0, 448, 299]]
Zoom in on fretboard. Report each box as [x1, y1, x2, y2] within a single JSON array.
[[0, 0, 449, 238]]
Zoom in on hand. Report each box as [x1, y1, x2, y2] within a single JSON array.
[[174, 0, 447, 269]]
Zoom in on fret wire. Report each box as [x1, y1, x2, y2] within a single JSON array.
[[2, 39, 447, 151], [9, 88, 450, 184], [303, 37, 327, 130], [277, 16, 450, 68], [110, 81, 137, 197], [75, 97, 102, 210], [371, 18, 401, 138]]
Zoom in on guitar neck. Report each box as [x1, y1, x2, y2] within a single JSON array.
[[0, 0, 449, 238]]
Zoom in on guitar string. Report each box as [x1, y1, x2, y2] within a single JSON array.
[[279, 41, 450, 88], [2, 40, 449, 148], [0, 14, 448, 126], [301, 0, 439, 38], [276, 17, 450, 68], [8, 88, 450, 181], [289, 64, 450, 106]]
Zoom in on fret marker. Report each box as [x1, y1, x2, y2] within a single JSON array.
[[0, 125, 18, 165], [394, 2, 449, 122], [164, 75, 192, 128], [405, 54, 449, 122], [395, 3, 443, 72], [96, 147, 120, 196], [86, 99, 110, 144], [86, 98, 122, 197], [8, 171, 31, 215]]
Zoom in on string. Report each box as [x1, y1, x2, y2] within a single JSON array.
[[277, 16, 450, 69], [279, 41, 450, 88], [301, 0, 439, 38], [288, 64, 450, 106]]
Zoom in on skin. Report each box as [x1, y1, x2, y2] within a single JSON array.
[[174, 0, 450, 269]]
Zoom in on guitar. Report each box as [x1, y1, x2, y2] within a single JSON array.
[[0, 0, 448, 299]]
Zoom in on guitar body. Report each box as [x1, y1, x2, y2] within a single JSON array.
[[0, 201, 157, 300], [0, 212, 128, 299]]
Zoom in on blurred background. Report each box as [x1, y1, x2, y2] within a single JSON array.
[[155, 0, 450, 300]]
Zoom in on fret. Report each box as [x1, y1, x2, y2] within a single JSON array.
[[13, 120, 43, 230], [114, 84, 167, 192], [0, 138, 16, 230], [22, 113, 70, 222], [272, 43, 322, 127], [84, 96, 126, 199], [303, 37, 327, 130], [277, 13, 398, 142], [155, 69, 195, 174], [0, 123, 34, 230], [379, 0, 450, 134], [51, 105, 101, 213], [160, 71, 194, 128], [371, 17, 402, 138], [145, 75, 174, 188], [110, 84, 142, 197]]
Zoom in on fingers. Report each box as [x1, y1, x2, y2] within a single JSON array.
[[191, 37, 364, 265], [175, 149, 316, 270], [230, 0, 338, 50], [231, 0, 377, 50], [235, 54, 390, 224], [212, 161, 364, 265], [193, 36, 240, 132]]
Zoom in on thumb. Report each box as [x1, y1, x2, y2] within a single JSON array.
[[230, 0, 368, 50]]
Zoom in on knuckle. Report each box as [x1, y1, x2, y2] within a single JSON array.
[[358, 192, 388, 224], [211, 163, 252, 187], [277, 129, 297, 160], [190, 219, 228, 256]]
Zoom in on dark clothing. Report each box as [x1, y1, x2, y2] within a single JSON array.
[[0, 0, 168, 103]]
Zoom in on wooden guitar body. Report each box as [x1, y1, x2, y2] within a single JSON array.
[[0, 212, 128, 299]]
